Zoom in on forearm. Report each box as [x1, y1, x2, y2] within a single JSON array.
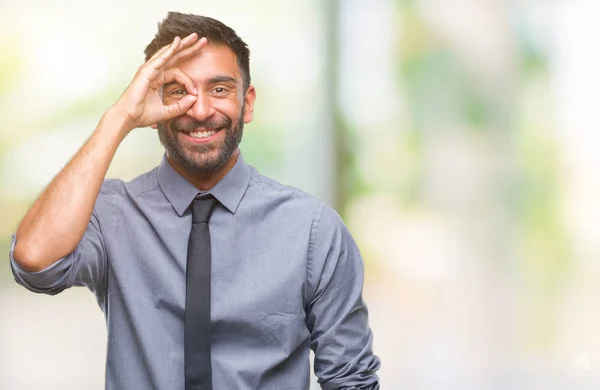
[[13, 108, 132, 271]]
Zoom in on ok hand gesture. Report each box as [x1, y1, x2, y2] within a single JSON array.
[[113, 33, 206, 131]]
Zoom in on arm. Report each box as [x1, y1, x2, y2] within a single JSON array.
[[307, 205, 381, 390], [13, 111, 128, 272], [10, 210, 107, 296], [12, 34, 205, 272]]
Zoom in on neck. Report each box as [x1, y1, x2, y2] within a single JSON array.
[[167, 149, 240, 191]]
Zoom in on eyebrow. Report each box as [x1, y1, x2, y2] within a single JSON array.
[[162, 76, 237, 91], [162, 81, 183, 91], [207, 76, 237, 85]]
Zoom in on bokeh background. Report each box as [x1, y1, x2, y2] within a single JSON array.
[[1, 0, 600, 388]]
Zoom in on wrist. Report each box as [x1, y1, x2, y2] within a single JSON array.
[[102, 106, 136, 140]]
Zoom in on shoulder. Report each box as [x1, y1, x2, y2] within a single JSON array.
[[246, 168, 325, 215], [98, 166, 159, 198], [315, 203, 347, 232], [93, 167, 161, 217], [311, 203, 354, 249], [246, 168, 351, 235]]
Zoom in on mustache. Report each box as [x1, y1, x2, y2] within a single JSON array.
[[170, 116, 232, 133]]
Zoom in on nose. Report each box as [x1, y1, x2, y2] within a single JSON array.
[[186, 92, 216, 121]]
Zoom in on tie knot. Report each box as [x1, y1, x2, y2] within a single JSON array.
[[192, 195, 217, 224]]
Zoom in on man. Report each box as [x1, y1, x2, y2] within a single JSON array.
[[10, 12, 380, 390]]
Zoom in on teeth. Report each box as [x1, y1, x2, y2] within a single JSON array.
[[188, 130, 216, 139]]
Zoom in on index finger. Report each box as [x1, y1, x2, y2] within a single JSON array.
[[164, 37, 208, 68], [147, 33, 199, 68], [159, 67, 197, 98]]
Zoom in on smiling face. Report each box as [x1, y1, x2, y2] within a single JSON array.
[[157, 43, 255, 173]]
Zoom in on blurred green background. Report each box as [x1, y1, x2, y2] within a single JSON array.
[[2, 0, 600, 389]]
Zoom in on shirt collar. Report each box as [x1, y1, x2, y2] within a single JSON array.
[[157, 152, 252, 216]]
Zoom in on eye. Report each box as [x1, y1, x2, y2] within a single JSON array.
[[170, 88, 188, 96], [211, 87, 229, 95]]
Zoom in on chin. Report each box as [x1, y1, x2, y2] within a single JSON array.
[[181, 153, 229, 173]]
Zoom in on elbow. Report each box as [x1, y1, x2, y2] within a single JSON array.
[[12, 242, 50, 272]]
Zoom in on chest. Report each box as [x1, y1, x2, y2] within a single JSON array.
[[103, 203, 310, 322]]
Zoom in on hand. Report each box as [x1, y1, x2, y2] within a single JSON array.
[[112, 33, 207, 131]]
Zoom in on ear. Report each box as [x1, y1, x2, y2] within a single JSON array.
[[150, 124, 158, 129], [243, 86, 256, 124]]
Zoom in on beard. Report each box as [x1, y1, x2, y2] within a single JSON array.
[[157, 109, 244, 172]]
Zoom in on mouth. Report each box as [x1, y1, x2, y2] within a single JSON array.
[[187, 128, 218, 139], [180, 128, 222, 143]]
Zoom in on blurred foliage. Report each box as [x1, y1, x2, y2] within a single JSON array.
[[513, 17, 569, 351], [399, 16, 496, 134], [239, 124, 283, 180], [391, 0, 570, 353]]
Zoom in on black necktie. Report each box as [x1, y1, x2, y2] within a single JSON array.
[[185, 195, 217, 390]]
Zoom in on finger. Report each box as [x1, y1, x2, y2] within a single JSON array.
[[165, 37, 208, 68], [147, 44, 170, 63], [146, 33, 198, 66], [163, 94, 197, 120], [138, 37, 182, 82], [147, 36, 181, 70], [142, 34, 202, 82], [179, 32, 199, 47], [147, 36, 181, 63], [150, 33, 197, 65], [159, 67, 197, 96]]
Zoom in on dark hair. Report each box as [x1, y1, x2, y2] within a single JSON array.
[[144, 12, 251, 91]]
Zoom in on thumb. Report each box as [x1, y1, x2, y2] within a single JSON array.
[[163, 94, 197, 120]]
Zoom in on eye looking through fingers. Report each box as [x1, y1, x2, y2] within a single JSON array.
[[171, 89, 188, 96], [168, 88, 188, 102], [162, 82, 192, 105]]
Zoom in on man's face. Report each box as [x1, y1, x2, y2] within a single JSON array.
[[157, 43, 255, 172]]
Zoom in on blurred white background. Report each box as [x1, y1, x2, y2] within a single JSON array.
[[3, 0, 600, 389]]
